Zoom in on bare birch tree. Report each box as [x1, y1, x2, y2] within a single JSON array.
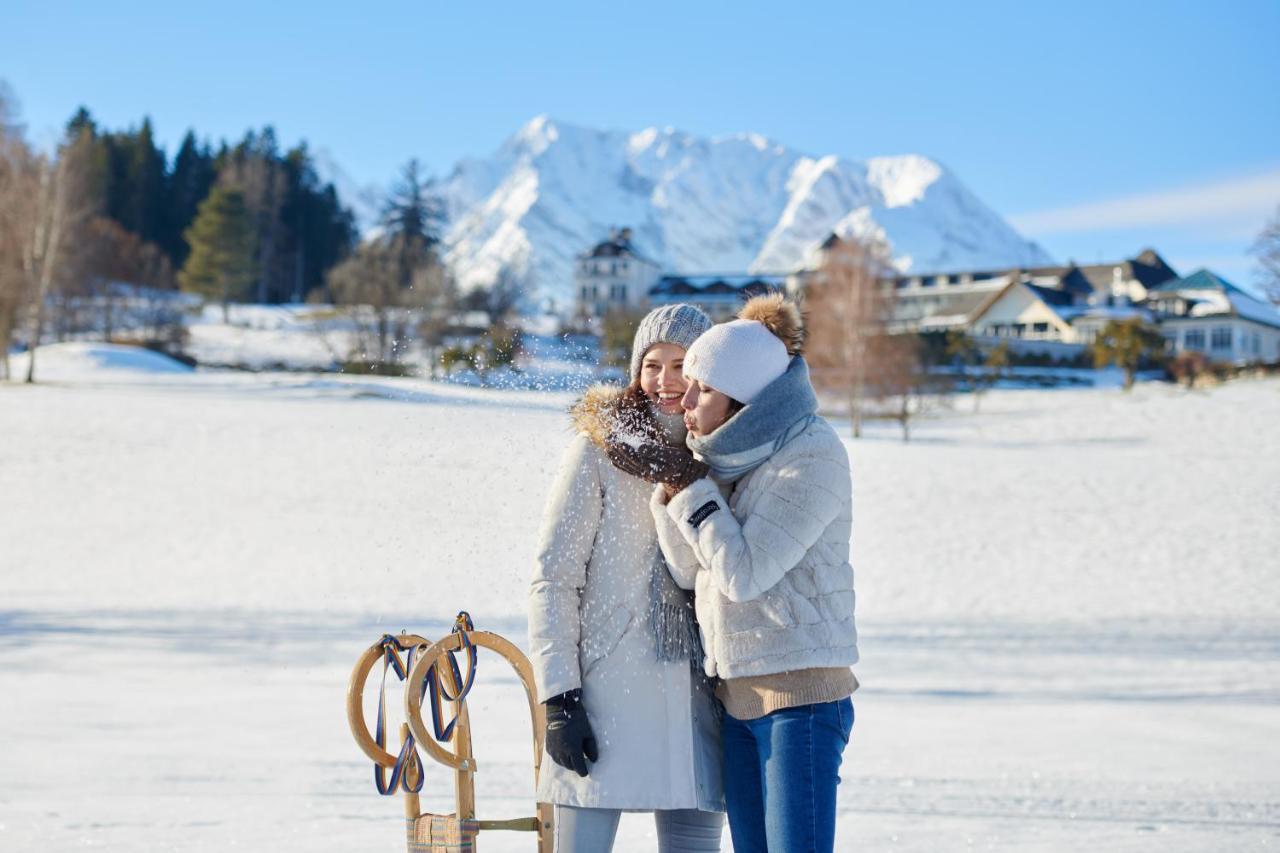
[[803, 234, 895, 437], [9, 126, 97, 382], [1252, 205, 1280, 305], [870, 331, 952, 442], [0, 85, 26, 380], [326, 234, 450, 371]]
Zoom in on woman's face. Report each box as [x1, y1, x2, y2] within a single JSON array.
[[638, 342, 689, 416], [681, 380, 735, 437]]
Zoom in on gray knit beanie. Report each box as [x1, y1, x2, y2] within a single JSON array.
[[629, 304, 713, 380]]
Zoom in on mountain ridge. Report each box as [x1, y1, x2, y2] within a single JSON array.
[[430, 116, 1055, 303]]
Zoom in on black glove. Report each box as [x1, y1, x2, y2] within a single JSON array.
[[606, 437, 709, 491], [544, 689, 598, 777]]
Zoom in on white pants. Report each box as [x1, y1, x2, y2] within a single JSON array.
[[554, 805, 724, 853]]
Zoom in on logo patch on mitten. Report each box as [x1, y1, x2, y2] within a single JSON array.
[[689, 501, 720, 528]]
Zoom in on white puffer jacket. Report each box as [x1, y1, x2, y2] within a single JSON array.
[[650, 415, 859, 680], [528, 387, 723, 812]]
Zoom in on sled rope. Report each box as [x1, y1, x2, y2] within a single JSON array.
[[374, 611, 478, 795]]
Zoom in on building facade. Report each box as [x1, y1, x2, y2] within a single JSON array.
[[1147, 269, 1280, 364], [573, 227, 662, 321], [572, 230, 1280, 366]]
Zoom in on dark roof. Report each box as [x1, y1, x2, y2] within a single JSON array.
[[1057, 267, 1098, 297], [580, 229, 655, 264], [584, 238, 646, 260], [1025, 283, 1076, 307], [1062, 250, 1178, 295], [884, 250, 1178, 294], [650, 274, 786, 297], [1130, 248, 1179, 288], [585, 241, 627, 258]]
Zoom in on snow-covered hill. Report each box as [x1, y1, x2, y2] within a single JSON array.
[[439, 116, 1054, 301]]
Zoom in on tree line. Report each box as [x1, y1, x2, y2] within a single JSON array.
[[0, 80, 515, 382]]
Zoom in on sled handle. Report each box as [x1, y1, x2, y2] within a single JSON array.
[[404, 630, 546, 780], [347, 633, 434, 768]]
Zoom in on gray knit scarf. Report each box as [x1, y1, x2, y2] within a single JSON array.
[[687, 357, 819, 484], [649, 410, 706, 669]]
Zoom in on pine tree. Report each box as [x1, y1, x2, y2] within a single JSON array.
[[382, 159, 443, 252], [122, 118, 166, 245], [279, 143, 356, 302], [179, 186, 256, 321], [381, 159, 444, 294], [166, 131, 216, 265]]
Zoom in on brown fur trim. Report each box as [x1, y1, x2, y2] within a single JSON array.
[[569, 384, 665, 450], [569, 385, 625, 449], [738, 293, 804, 356]]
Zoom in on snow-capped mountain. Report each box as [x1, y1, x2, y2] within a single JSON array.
[[439, 116, 1054, 302]]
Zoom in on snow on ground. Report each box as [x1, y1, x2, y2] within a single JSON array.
[[7, 341, 194, 382], [1, 359, 1278, 851], [185, 303, 347, 370]]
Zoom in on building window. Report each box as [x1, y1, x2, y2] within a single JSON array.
[[1211, 327, 1232, 350], [1032, 322, 1050, 334], [1184, 329, 1205, 350]]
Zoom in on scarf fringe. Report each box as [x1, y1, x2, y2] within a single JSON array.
[[652, 601, 702, 663]]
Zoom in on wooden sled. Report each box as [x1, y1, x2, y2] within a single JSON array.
[[347, 619, 553, 852]]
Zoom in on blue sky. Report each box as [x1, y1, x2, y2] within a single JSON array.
[[3, 0, 1278, 285]]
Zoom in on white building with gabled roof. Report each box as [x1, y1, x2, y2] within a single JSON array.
[[1147, 269, 1280, 364], [573, 227, 662, 321]]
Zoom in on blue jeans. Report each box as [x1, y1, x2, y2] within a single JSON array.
[[722, 697, 854, 853]]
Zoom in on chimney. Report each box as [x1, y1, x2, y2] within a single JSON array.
[[608, 226, 618, 241], [619, 227, 633, 244]]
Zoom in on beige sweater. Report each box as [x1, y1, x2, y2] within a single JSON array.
[[717, 666, 859, 720]]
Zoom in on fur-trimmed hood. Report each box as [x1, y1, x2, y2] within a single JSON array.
[[569, 385, 627, 450], [569, 384, 668, 452]]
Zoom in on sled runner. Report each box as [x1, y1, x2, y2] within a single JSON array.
[[347, 612, 553, 852]]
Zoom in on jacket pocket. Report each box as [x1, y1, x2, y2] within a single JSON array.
[[579, 603, 633, 680]]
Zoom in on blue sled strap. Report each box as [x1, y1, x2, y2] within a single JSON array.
[[372, 612, 479, 795], [374, 634, 427, 796]]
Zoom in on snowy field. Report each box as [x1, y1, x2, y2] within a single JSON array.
[[2, 344, 1278, 851]]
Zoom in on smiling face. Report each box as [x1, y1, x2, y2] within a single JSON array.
[[638, 342, 690, 415], [681, 380, 737, 437]]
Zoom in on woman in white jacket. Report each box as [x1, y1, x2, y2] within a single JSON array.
[[528, 304, 725, 852], [612, 294, 859, 853]]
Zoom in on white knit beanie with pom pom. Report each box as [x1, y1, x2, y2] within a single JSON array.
[[682, 294, 804, 404]]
